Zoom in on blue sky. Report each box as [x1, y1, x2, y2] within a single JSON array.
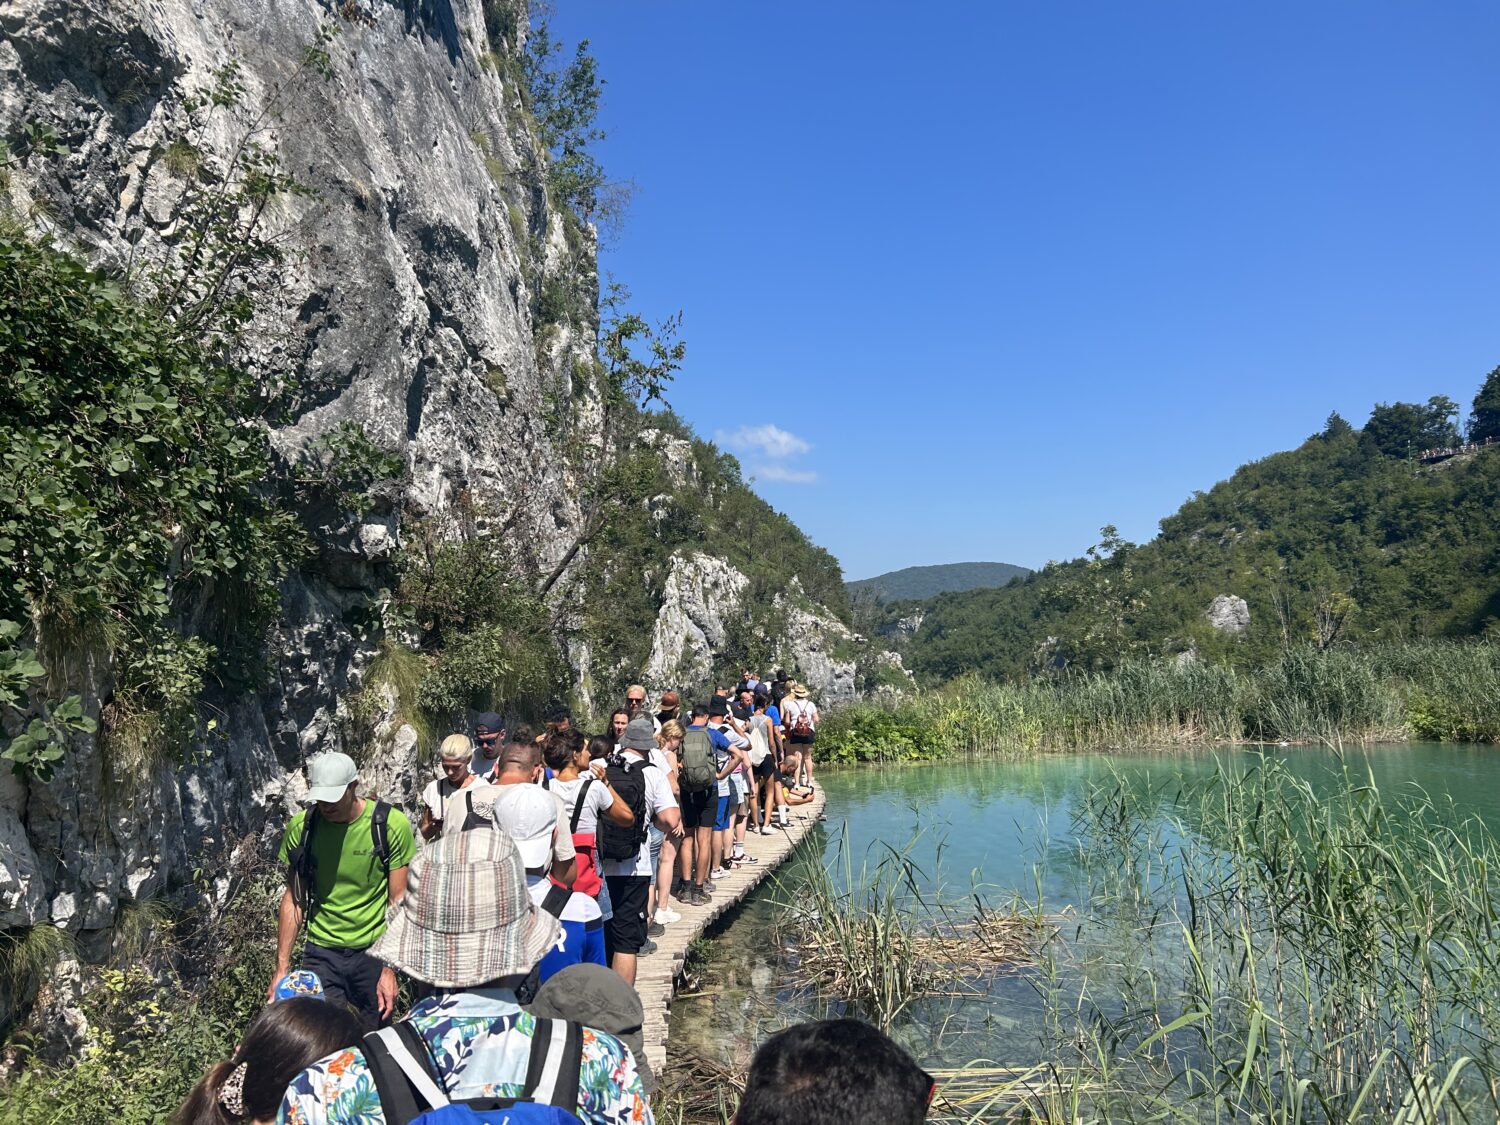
[[546, 1, 1500, 580]]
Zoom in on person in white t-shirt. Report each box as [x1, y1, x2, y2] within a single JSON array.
[[418, 734, 478, 841], [539, 728, 635, 975], [600, 718, 682, 986]]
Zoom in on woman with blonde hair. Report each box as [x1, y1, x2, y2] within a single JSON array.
[[651, 720, 685, 928], [417, 733, 477, 840]]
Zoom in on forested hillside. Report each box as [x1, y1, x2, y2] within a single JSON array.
[[847, 561, 1029, 602], [898, 378, 1500, 683]]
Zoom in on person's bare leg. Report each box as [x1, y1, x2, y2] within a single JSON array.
[[612, 951, 637, 986], [656, 836, 677, 915], [694, 824, 713, 886]]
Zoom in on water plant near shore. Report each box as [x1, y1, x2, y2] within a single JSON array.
[[771, 833, 1046, 1032], [820, 641, 1500, 763], [1031, 755, 1500, 1119]]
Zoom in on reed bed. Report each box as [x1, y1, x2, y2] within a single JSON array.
[[771, 835, 1047, 1032], [1044, 755, 1500, 1119], [821, 641, 1500, 763]]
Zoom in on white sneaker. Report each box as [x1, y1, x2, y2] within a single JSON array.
[[758, 826, 776, 835], [654, 908, 681, 925]]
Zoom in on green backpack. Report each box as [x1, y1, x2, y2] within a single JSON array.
[[679, 726, 716, 793]]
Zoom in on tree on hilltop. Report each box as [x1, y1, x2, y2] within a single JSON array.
[[1361, 396, 1460, 457], [1469, 366, 1500, 444]]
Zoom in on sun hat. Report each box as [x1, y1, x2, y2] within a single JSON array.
[[619, 717, 657, 752], [791, 683, 809, 699], [529, 963, 654, 1093], [494, 783, 558, 869], [272, 969, 326, 1002], [305, 752, 358, 803], [370, 828, 559, 988]]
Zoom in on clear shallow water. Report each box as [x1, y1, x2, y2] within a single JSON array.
[[668, 743, 1500, 1071]]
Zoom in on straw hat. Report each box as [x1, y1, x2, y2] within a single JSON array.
[[371, 828, 559, 988], [791, 683, 809, 699]]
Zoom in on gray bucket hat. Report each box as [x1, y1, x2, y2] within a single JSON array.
[[619, 716, 657, 752], [371, 828, 560, 988], [528, 963, 654, 1093]]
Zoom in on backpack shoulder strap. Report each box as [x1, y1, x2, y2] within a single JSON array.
[[361, 1023, 449, 1123], [371, 800, 392, 879], [540, 881, 572, 919], [569, 778, 593, 835], [522, 1017, 584, 1114], [291, 807, 322, 913]]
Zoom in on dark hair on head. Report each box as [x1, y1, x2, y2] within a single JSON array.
[[171, 998, 363, 1125], [507, 723, 535, 747], [586, 734, 614, 761], [690, 703, 710, 719], [733, 1018, 932, 1125], [608, 707, 629, 725], [543, 728, 586, 771], [496, 740, 541, 776]]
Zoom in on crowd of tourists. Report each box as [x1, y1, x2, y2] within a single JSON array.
[[171, 671, 939, 1124]]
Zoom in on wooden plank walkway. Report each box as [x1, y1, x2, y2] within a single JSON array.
[[635, 784, 828, 1074]]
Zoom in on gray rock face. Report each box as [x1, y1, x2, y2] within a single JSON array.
[[641, 558, 873, 707], [0, 0, 586, 944], [643, 553, 751, 690], [1207, 594, 1251, 635]]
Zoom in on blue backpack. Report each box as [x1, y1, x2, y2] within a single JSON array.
[[362, 1019, 585, 1125]]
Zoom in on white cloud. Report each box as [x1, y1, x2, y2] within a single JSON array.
[[715, 423, 812, 461], [754, 464, 819, 484]]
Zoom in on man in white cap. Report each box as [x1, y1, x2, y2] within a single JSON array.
[[271, 751, 416, 1025], [277, 829, 653, 1124]]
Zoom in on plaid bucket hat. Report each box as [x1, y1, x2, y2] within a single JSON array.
[[371, 828, 560, 988]]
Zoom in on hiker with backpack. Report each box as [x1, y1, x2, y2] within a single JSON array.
[[276, 828, 653, 1125], [781, 682, 820, 786], [749, 692, 781, 835], [270, 751, 417, 1024], [599, 717, 681, 986], [708, 698, 751, 878], [538, 729, 635, 977], [673, 703, 736, 906]]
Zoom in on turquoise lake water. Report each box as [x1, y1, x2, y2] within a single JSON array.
[[668, 743, 1500, 1073]]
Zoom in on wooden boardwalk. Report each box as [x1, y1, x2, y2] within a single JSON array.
[[635, 784, 828, 1074]]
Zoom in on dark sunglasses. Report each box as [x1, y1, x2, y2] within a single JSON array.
[[476, 734, 499, 744]]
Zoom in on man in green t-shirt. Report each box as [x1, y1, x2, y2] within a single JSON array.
[[270, 751, 416, 1023]]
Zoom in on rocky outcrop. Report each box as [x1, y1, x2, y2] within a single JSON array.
[[642, 557, 877, 707], [775, 582, 859, 706], [1207, 594, 1251, 635], [643, 553, 751, 690]]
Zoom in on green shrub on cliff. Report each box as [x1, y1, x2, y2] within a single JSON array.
[[0, 233, 302, 775]]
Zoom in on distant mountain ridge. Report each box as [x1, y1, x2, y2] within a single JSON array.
[[848, 561, 1031, 602]]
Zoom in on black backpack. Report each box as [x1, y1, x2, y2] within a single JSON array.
[[287, 801, 393, 920], [597, 754, 652, 862]]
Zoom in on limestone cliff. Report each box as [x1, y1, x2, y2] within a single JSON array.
[[0, 0, 893, 1036], [0, 0, 589, 970]]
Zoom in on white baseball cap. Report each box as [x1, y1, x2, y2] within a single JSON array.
[[493, 784, 557, 870], [305, 751, 358, 803]]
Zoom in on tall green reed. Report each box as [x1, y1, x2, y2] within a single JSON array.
[[820, 641, 1500, 764], [1051, 755, 1500, 1120]]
